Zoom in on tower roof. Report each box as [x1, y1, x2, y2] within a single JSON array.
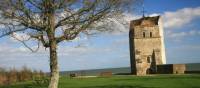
[[131, 16, 160, 26]]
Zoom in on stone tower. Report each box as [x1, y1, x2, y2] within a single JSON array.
[[129, 16, 166, 75]]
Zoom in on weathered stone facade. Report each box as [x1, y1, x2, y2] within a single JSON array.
[[129, 16, 166, 75]]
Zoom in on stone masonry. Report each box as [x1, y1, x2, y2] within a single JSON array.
[[129, 16, 166, 75]]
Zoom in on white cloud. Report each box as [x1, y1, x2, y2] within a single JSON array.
[[149, 13, 160, 17], [166, 31, 187, 38], [168, 30, 200, 38], [98, 7, 200, 35], [10, 32, 30, 42], [91, 13, 141, 35], [163, 7, 200, 29], [110, 6, 200, 31], [161, 7, 200, 42], [166, 30, 200, 42]]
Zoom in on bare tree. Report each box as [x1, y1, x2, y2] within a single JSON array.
[[0, 0, 138, 88]]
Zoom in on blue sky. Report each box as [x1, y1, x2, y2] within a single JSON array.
[[0, 0, 200, 72]]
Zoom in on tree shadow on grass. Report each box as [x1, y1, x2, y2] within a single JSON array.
[[82, 85, 158, 88]]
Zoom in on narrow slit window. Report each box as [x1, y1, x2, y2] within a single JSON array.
[[150, 32, 152, 37], [147, 56, 151, 63], [143, 32, 145, 38]]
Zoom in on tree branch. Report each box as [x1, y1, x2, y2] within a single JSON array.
[[11, 32, 40, 53], [55, 0, 98, 28], [0, 22, 27, 38], [29, 32, 50, 48]]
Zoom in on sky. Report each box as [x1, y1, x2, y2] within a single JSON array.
[[0, 0, 200, 72]]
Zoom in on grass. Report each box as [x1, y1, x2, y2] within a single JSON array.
[[1, 74, 200, 88]]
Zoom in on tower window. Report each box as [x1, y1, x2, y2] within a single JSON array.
[[150, 32, 152, 37], [147, 56, 151, 63], [143, 32, 145, 38]]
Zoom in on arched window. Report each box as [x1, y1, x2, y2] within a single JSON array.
[[143, 32, 145, 38], [147, 56, 151, 63], [150, 32, 152, 37]]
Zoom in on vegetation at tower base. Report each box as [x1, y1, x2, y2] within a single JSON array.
[[0, 0, 138, 88]]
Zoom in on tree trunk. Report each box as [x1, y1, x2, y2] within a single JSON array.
[[48, 40, 59, 88], [46, 2, 59, 87]]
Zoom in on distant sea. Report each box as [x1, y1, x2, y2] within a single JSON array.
[[59, 63, 200, 76]]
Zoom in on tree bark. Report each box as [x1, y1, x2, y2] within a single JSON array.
[[47, 3, 59, 88], [48, 40, 59, 88]]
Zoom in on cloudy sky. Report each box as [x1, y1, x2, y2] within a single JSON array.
[[0, 0, 200, 72]]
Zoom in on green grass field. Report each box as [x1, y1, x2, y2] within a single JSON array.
[[1, 74, 200, 88]]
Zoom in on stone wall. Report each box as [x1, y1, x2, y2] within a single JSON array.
[[173, 64, 186, 74], [157, 64, 173, 74], [157, 64, 186, 74]]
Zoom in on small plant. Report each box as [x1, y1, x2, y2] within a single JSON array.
[[35, 77, 49, 86]]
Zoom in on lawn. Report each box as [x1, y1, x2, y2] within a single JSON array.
[[1, 74, 200, 88]]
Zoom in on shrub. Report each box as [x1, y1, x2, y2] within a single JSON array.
[[0, 66, 46, 86]]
